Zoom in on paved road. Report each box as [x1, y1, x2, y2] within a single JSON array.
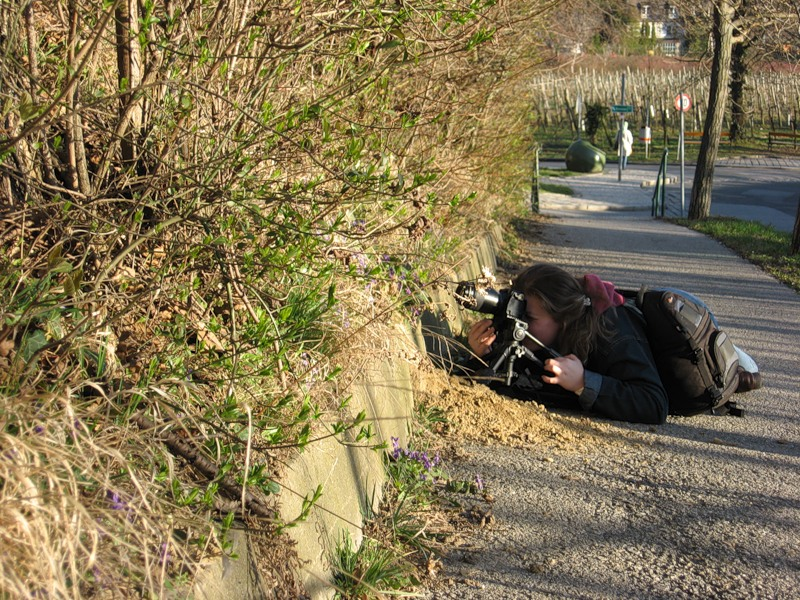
[[424, 161, 800, 599], [711, 161, 800, 231], [537, 156, 800, 232]]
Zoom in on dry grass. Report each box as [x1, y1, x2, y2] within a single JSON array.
[[0, 390, 210, 597]]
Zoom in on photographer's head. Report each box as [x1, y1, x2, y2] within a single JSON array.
[[513, 263, 612, 361]]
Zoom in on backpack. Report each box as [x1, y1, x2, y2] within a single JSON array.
[[625, 287, 743, 417]]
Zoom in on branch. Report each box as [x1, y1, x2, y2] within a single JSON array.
[[132, 412, 276, 520]]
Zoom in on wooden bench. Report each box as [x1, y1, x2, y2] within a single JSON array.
[[683, 131, 731, 144], [768, 131, 799, 150]]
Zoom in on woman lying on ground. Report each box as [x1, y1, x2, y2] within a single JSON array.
[[464, 263, 760, 425]]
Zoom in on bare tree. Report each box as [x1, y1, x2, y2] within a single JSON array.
[[689, 0, 738, 220], [729, 0, 800, 142], [688, 0, 800, 218]]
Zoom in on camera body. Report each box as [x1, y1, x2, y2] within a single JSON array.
[[454, 281, 527, 332]]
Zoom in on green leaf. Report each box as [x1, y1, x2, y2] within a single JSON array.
[[20, 330, 47, 362], [18, 92, 39, 121], [261, 480, 280, 495]]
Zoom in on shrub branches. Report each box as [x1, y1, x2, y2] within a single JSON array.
[[0, 0, 555, 595]]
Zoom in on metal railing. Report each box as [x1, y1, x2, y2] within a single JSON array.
[[651, 147, 669, 217]]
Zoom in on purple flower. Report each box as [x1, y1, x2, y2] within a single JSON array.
[[353, 252, 368, 274], [160, 542, 171, 566], [106, 489, 127, 511]]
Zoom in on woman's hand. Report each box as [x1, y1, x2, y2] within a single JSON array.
[[542, 354, 585, 393], [467, 319, 496, 357]]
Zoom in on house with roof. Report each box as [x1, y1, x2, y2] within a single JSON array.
[[633, 2, 686, 56]]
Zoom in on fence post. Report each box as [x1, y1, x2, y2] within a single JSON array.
[[660, 147, 668, 217], [791, 194, 800, 255]]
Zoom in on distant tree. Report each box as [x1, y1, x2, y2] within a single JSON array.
[[584, 103, 609, 144], [689, 0, 800, 218], [689, 0, 737, 220], [545, 0, 606, 53], [546, 0, 637, 54]]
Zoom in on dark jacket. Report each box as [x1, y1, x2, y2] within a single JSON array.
[[462, 302, 669, 425], [576, 303, 668, 424]]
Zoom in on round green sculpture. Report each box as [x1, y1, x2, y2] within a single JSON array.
[[565, 140, 606, 173]]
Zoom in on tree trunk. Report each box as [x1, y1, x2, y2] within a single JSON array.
[[729, 40, 749, 143], [689, 0, 737, 220], [115, 1, 135, 167]]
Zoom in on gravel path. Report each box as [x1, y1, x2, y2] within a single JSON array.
[[424, 208, 800, 599]]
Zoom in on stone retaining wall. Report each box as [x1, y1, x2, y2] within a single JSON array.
[[194, 224, 503, 599]]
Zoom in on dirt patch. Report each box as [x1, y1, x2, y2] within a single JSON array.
[[414, 364, 624, 454]]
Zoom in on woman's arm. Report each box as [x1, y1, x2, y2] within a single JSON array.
[[578, 307, 669, 424]]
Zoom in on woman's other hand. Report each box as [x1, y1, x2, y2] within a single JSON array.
[[468, 319, 496, 357], [542, 354, 585, 393]]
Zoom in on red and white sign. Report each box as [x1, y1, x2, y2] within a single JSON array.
[[674, 93, 692, 112]]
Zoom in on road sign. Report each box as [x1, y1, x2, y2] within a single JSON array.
[[674, 93, 692, 112], [611, 104, 634, 114]]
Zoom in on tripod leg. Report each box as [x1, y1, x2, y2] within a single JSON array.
[[505, 354, 518, 386], [490, 345, 514, 374]]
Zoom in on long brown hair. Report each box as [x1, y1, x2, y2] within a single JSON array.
[[512, 263, 609, 361]]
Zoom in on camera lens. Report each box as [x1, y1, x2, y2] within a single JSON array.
[[455, 281, 502, 314]]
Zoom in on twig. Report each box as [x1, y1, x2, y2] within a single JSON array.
[[131, 412, 275, 520]]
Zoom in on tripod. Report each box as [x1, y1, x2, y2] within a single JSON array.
[[490, 318, 557, 386]]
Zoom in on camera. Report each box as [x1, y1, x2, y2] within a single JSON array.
[[454, 281, 527, 327], [454, 280, 550, 386], [454, 280, 560, 361]]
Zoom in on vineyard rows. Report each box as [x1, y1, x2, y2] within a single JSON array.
[[530, 66, 800, 139]]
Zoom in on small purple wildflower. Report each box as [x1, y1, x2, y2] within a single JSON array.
[[353, 252, 368, 274], [106, 489, 128, 512], [160, 542, 171, 566], [335, 306, 351, 329], [474, 474, 484, 492], [390, 438, 442, 481], [298, 352, 322, 383]]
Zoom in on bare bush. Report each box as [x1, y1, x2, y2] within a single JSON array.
[[0, 0, 554, 595]]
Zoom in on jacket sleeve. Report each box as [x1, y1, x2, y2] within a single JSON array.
[[577, 306, 669, 424]]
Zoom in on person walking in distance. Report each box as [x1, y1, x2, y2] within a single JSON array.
[[617, 121, 633, 169]]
